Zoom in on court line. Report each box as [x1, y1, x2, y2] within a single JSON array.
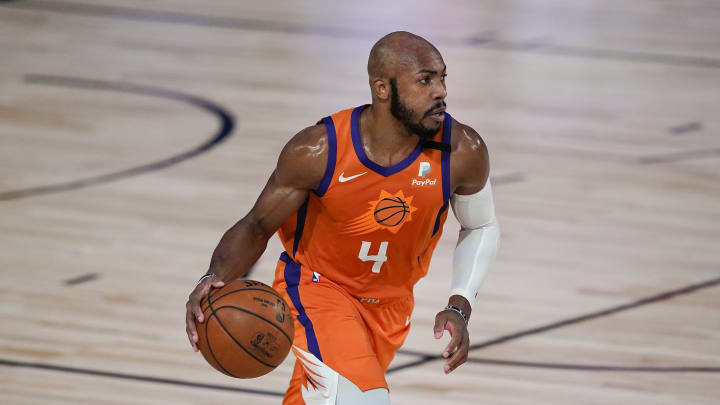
[[389, 276, 720, 373], [465, 358, 720, 372], [4, 0, 378, 39], [670, 121, 703, 135], [0, 74, 235, 201], [63, 273, 99, 286], [0, 358, 285, 397], [5, 0, 720, 70]]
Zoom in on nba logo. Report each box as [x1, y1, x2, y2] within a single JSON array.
[[418, 162, 431, 178], [312, 272, 321, 283]]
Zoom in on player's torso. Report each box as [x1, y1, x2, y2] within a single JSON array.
[[277, 105, 452, 300]]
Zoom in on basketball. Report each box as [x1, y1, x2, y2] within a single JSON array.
[[196, 279, 294, 378], [374, 196, 409, 226]]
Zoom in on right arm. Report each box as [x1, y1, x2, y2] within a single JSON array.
[[185, 123, 328, 351]]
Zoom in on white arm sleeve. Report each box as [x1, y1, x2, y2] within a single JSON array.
[[450, 180, 500, 308]]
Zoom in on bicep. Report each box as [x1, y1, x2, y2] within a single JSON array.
[[453, 124, 490, 196], [246, 170, 311, 237]]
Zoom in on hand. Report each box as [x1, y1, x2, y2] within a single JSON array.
[[185, 276, 225, 352], [433, 309, 469, 374]]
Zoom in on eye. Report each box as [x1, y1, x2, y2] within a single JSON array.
[[419, 77, 430, 85], [441, 74, 448, 82]]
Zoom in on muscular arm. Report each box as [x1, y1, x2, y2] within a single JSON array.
[[446, 121, 493, 318], [185, 123, 328, 351], [207, 124, 328, 281], [451, 122, 490, 197], [434, 121, 499, 374]]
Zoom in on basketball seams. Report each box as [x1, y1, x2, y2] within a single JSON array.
[[214, 305, 293, 345], [210, 309, 279, 369], [204, 289, 285, 369], [204, 296, 238, 378], [198, 282, 293, 378], [201, 287, 283, 313], [206, 286, 283, 307]]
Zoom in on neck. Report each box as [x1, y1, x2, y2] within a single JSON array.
[[360, 104, 419, 167]]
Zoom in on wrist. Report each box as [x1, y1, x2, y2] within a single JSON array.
[[448, 294, 472, 320], [196, 272, 219, 286], [443, 305, 468, 325]]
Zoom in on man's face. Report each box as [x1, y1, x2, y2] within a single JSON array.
[[389, 52, 447, 139]]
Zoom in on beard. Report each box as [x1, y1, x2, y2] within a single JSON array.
[[389, 78, 445, 139]]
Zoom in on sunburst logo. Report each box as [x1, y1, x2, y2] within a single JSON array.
[[342, 190, 418, 235]]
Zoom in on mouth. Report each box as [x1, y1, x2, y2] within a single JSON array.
[[427, 107, 446, 123]]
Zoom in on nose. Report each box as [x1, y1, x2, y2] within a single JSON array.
[[433, 79, 447, 101]]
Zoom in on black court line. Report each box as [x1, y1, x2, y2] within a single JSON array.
[[507, 43, 720, 70], [5, 0, 720, 70], [465, 358, 720, 372], [670, 122, 703, 135], [0, 358, 285, 397], [4, 0, 377, 39], [638, 148, 720, 164], [389, 276, 720, 373], [0, 74, 235, 201], [63, 273, 99, 286]]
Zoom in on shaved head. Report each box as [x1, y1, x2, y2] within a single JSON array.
[[367, 31, 442, 79]]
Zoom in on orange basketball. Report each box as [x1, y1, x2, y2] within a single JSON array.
[[196, 279, 294, 378], [373, 196, 409, 226]]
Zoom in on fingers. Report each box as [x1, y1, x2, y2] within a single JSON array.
[[185, 278, 224, 352], [191, 278, 223, 323], [433, 311, 448, 339], [185, 302, 199, 352], [442, 321, 461, 358], [443, 329, 469, 374], [433, 322, 445, 339], [192, 294, 205, 323], [434, 309, 470, 374]]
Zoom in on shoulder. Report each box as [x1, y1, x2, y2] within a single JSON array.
[[276, 123, 329, 190], [449, 117, 490, 194], [450, 119, 487, 157], [281, 123, 328, 160]]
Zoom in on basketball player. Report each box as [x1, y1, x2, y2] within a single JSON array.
[[185, 31, 500, 404]]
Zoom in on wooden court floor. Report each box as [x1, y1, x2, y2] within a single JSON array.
[[1, 1, 719, 404]]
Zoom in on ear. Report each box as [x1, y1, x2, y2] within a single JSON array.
[[371, 77, 390, 101]]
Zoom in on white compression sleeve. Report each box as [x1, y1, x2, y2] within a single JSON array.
[[450, 180, 500, 308]]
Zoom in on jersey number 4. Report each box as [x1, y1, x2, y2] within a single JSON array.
[[358, 241, 389, 273]]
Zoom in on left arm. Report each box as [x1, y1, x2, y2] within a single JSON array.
[[433, 122, 500, 374]]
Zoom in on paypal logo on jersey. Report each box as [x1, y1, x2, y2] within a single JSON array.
[[418, 162, 431, 178], [412, 178, 437, 186], [413, 162, 437, 186]]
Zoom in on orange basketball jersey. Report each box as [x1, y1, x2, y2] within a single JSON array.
[[274, 105, 452, 301]]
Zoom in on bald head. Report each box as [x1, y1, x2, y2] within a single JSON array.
[[367, 31, 442, 79]]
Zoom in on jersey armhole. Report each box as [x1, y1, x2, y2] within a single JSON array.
[[432, 113, 453, 236], [314, 116, 337, 197], [440, 113, 452, 202]]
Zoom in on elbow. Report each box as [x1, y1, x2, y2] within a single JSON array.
[[238, 212, 274, 241], [461, 215, 499, 232]]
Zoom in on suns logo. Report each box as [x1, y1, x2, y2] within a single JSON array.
[[343, 190, 418, 235]]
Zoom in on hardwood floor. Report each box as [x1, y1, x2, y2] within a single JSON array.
[[1, 1, 718, 403]]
